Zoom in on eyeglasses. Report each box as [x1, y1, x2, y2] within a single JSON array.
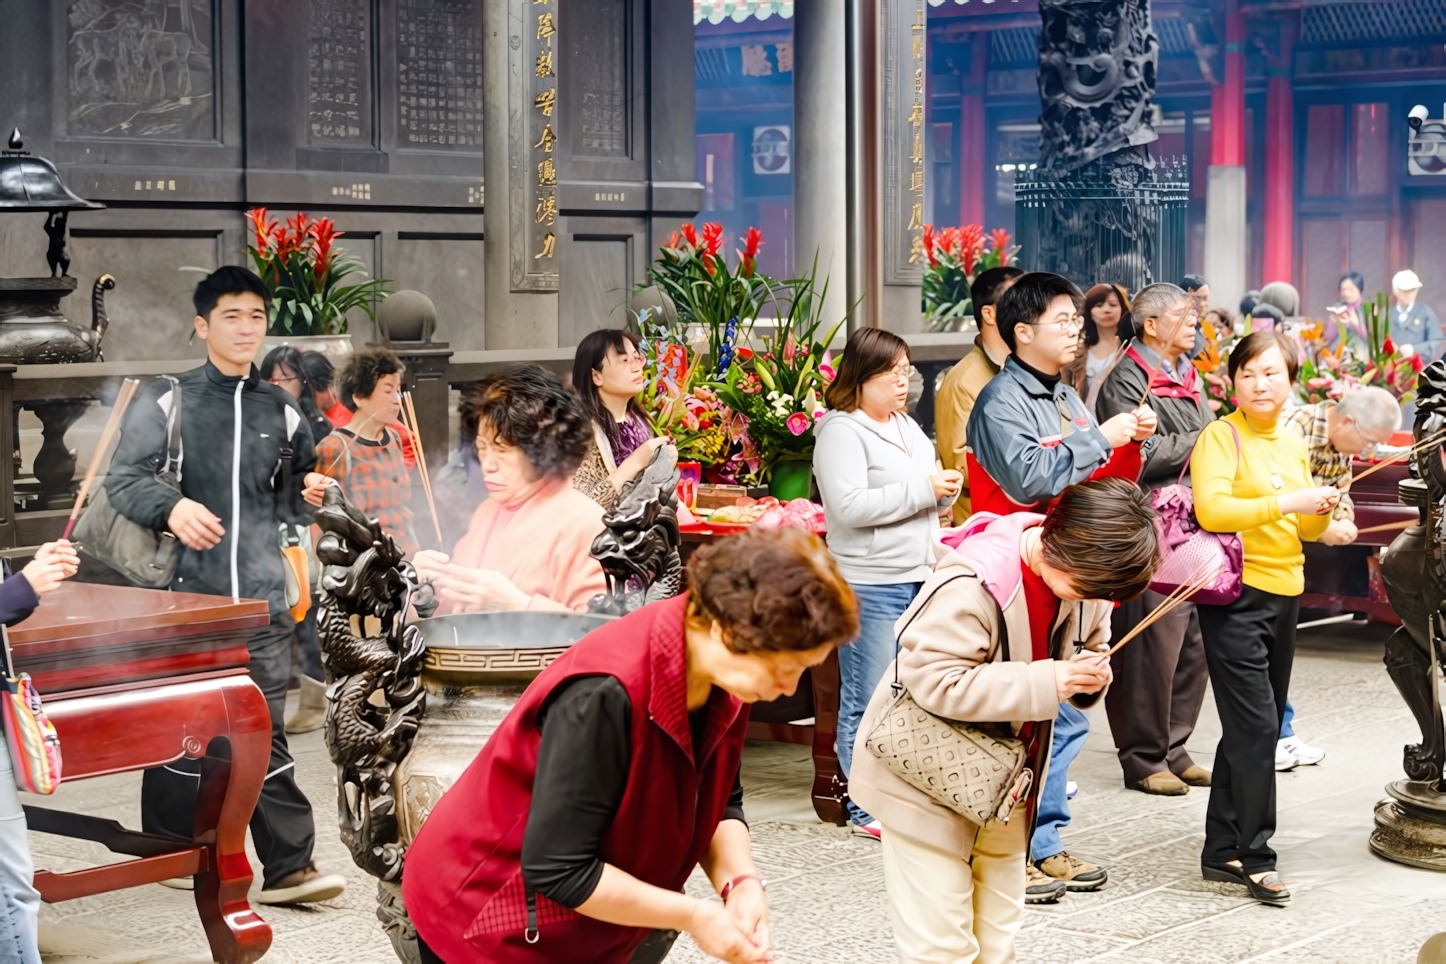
[[886, 363, 913, 382], [1031, 315, 1085, 332]]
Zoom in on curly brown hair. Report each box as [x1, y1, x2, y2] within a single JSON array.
[[338, 348, 404, 409], [459, 364, 593, 480], [685, 527, 859, 654]]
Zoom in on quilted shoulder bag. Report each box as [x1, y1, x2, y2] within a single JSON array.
[[0, 623, 61, 795], [1148, 422, 1244, 606], [864, 574, 1032, 827]]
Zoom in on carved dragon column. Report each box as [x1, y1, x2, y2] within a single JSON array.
[[316, 449, 681, 961], [1018, 0, 1185, 292], [1376, 360, 1446, 870]]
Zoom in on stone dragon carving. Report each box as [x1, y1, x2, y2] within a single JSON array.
[[1376, 360, 1446, 869], [314, 484, 428, 882], [588, 445, 684, 616]]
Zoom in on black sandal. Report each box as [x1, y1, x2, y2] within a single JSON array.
[[1243, 870, 1291, 906], [1201, 860, 1246, 884]]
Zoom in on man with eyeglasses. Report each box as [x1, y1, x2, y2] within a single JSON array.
[[965, 271, 1157, 905]]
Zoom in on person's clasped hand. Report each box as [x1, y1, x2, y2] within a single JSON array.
[[413, 550, 531, 612], [1131, 405, 1158, 441], [689, 899, 774, 964], [723, 877, 771, 958], [1099, 411, 1141, 449], [931, 469, 964, 502], [1055, 656, 1112, 700], [167, 498, 225, 551], [302, 471, 334, 508], [1278, 486, 1340, 517], [22, 540, 80, 594], [1319, 518, 1358, 546]]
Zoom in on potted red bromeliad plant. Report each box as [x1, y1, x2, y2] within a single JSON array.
[[642, 222, 773, 367], [245, 208, 391, 356], [921, 224, 1020, 331]]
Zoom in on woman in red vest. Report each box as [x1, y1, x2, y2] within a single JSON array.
[[403, 528, 860, 963]]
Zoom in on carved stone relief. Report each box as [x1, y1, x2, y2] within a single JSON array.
[[396, 0, 483, 149], [308, 0, 374, 146], [65, 0, 215, 139]]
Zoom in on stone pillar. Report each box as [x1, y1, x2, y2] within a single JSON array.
[[845, 0, 882, 331], [1262, 12, 1298, 287], [795, 0, 849, 329], [1204, 0, 1247, 312], [483, 0, 558, 349]]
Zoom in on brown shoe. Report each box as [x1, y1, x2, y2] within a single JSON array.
[[1025, 864, 1066, 904], [256, 863, 346, 905], [1177, 765, 1212, 787], [1129, 771, 1189, 796], [1037, 852, 1108, 891]]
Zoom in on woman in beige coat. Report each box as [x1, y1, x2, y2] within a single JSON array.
[[850, 479, 1161, 963]]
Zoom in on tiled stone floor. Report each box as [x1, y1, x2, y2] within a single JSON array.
[[28, 620, 1446, 963]]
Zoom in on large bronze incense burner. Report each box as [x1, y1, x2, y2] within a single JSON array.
[[317, 449, 681, 961]]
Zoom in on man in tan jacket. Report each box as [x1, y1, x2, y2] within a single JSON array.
[[848, 479, 1161, 962], [934, 265, 1024, 523]]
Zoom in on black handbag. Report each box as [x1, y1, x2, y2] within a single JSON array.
[[73, 376, 183, 589]]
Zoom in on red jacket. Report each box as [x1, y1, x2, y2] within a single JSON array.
[[402, 594, 748, 962]]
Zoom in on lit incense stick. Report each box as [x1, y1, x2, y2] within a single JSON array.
[[401, 392, 444, 547], [62, 378, 140, 541]]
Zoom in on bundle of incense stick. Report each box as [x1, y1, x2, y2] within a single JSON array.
[[1101, 559, 1222, 660], [1355, 518, 1417, 535], [62, 377, 141, 541], [1348, 426, 1446, 486], [400, 392, 444, 546]]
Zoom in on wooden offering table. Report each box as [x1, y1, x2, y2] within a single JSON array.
[[11, 583, 274, 964]]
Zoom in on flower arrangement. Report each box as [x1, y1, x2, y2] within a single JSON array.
[[636, 313, 735, 466], [715, 261, 845, 478], [920, 224, 1020, 330], [1192, 314, 1239, 414], [644, 222, 773, 367], [245, 208, 391, 337], [1291, 297, 1423, 407]]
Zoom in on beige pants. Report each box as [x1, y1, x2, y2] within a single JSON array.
[[880, 813, 1028, 964]]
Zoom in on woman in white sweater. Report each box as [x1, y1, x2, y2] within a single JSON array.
[[813, 328, 962, 836]]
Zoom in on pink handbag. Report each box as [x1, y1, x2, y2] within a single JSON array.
[[1149, 423, 1244, 606]]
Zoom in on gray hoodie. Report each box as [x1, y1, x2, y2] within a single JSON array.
[[812, 409, 955, 584]]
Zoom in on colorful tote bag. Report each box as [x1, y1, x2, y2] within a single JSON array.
[[0, 625, 61, 795]]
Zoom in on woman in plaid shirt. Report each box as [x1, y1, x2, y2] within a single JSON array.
[[314, 349, 421, 557]]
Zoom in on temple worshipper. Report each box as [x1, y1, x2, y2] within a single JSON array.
[[1094, 283, 1215, 797], [260, 345, 333, 444], [572, 328, 671, 510], [1275, 386, 1401, 771], [0, 540, 79, 964], [964, 271, 1156, 901], [933, 265, 1024, 522], [413, 364, 608, 614], [849, 480, 1160, 957], [403, 528, 859, 963], [310, 348, 421, 557]]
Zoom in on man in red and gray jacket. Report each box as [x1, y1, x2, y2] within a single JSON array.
[[964, 271, 1157, 903]]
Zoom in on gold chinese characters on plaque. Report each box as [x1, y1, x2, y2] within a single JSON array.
[[907, 3, 926, 264], [532, 1, 558, 260]]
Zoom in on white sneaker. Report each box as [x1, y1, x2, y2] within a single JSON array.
[[1274, 742, 1299, 771], [1279, 736, 1325, 766], [850, 819, 882, 841]]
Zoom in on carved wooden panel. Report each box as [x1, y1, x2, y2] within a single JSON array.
[[564, 0, 628, 158], [509, 0, 560, 291], [391, 234, 487, 350], [64, 0, 217, 141], [396, 0, 483, 149], [558, 233, 632, 346], [308, 0, 374, 146], [882, 0, 925, 286]]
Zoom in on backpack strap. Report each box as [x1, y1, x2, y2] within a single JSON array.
[[157, 375, 183, 483]]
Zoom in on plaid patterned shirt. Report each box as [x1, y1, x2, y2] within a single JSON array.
[[1283, 402, 1354, 521], [315, 427, 420, 554]]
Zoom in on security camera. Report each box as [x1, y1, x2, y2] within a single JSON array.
[[1410, 104, 1430, 132]]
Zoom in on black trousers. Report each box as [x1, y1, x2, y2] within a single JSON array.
[[141, 614, 316, 889], [1196, 585, 1299, 874], [1105, 593, 1209, 784]]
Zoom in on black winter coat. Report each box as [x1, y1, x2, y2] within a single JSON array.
[[1094, 345, 1214, 490], [104, 361, 316, 618]]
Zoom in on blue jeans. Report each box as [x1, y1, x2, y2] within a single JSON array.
[[0, 745, 40, 964], [838, 582, 922, 825], [1031, 702, 1090, 862], [1280, 700, 1295, 739]]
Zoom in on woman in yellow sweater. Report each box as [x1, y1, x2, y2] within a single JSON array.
[[1189, 330, 1338, 906]]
